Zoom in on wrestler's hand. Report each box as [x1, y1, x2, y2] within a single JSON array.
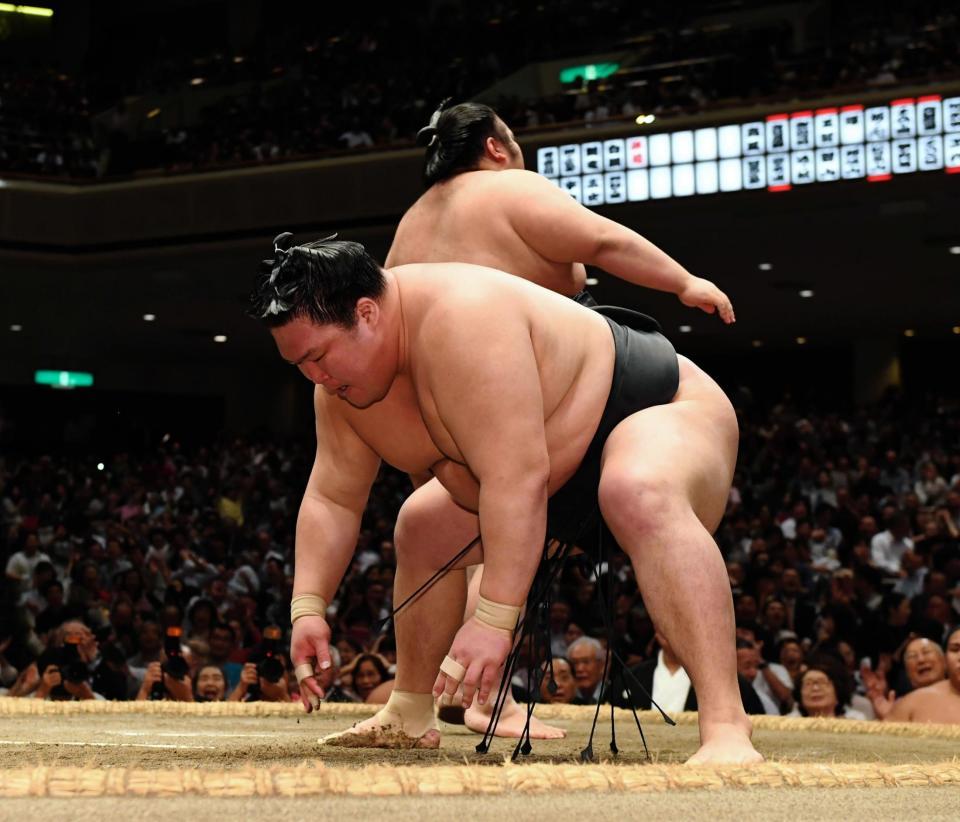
[[290, 615, 331, 711], [678, 276, 735, 324], [433, 617, 513, 709]]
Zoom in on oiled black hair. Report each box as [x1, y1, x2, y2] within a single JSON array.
[[417, 101, 510, 188], [248, 232, 386, 329]]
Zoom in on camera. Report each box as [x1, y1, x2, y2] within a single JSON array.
[[256, 626, 285, 684], [149, 626, 188, 700], [60, 635, 89, 684]]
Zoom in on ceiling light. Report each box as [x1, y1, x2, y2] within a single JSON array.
[[190, 77, 205, 86], [214, 334, 227, 343], [953, 326, 960, 334], [799, 289, 814, 298], [143, 313, 156, 322], [950, 246, 960, 255], [751, 340, 763, 348], [585, 277, 599, 286], [796, 336, 807, 345], [758, 263, 773, 271], [10, 324, 22, 332], [96, 462, 105, 471], [146, 108, 161, 119], [903, 329, 915, 337], [679, 325, 692, 333]]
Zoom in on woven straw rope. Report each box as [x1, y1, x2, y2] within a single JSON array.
[[1, 762, 959, 797], [2, 698, 958, 740]]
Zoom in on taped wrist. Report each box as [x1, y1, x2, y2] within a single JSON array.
[[475, 595, 520, 635], [290, 594, 328, 625], [379, 690, 437, 738]]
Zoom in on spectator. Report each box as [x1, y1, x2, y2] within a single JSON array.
[[752, 638, 798, 715], [877, 628, 960, 723], [790, 658, 867, 719], [6, 532, 51, 596], [136, 659, 193, 701], [567, 637, 607, 705], [195, 664, 227, 701], [736, 638, 777, 714], [539, 657, 577, 704], [863, 636, 947, 719], [343, 653, 393, 703], [615, 631, 765, 715], [207, 622, 244, 690], [871, 513, 914, 576]]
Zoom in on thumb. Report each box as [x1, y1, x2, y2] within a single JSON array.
[[315, 639, 332, 672]]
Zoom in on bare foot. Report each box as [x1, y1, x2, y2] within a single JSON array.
[[464, 698, 566, 739], [685, 720, 763, 765], [320, 708, 440, 750]]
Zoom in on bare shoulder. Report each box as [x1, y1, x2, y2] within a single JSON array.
[[486, 168, 557, 196]]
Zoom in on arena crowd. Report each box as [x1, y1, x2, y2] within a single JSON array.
[[1, 1, 957, 178], [2, 388, 958, 724]]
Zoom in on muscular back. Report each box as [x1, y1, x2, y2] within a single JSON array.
[[387, 169, 588, 296]]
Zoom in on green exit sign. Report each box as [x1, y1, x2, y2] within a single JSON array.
[[559, 62, 620, 84], [35, 370, 94, 389]]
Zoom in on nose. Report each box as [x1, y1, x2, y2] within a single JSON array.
[[301, 362, 333, 387]]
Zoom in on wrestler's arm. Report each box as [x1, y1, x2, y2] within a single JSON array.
[[882, 690, 916, 722], [295, 387, 381, 602], [503, 170, 734, 322], [291, 387, 380, 706], [423, 301, 550, 608]]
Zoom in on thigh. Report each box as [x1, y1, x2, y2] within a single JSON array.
[[395, 477, 485, 569], [599, 357, 738, 532]]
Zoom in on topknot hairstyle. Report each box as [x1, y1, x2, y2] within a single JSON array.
[[248, 232, 386, 328], [417, 100, 510, 188]]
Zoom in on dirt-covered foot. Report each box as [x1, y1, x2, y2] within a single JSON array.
[[464, 698, 566, 739], [320, 712, 441, 749], [320, 691, 441, 749]]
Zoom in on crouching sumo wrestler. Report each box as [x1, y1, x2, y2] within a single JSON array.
[[251, 234, 762, 764]]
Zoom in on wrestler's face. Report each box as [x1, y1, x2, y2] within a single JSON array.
[[946, 631, 960, 690], [904, 638, 946, 688], [272, 300, 396, 408]]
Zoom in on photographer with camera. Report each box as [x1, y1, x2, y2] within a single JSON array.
[[228, 626, 291, 702], [31, 635, 99, 701], [134, 626, 193, 701]]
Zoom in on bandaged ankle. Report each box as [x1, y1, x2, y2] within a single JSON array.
[[290, 594, 328, 625], [379, 690, 438, 738], [475, 595, 520, 634]]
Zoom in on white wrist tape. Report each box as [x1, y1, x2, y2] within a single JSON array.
[[290, 594, 328, 625], [475, 595, 520, 634]]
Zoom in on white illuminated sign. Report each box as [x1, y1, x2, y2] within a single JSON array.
[[538, 94, 960, 205]]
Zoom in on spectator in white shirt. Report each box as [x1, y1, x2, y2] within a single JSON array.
[[5, 532, 52, 596], [870, 512, 914, 576]]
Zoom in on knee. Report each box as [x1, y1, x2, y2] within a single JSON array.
[[598, 469, 680, 539], [394, 497, 432, 565]]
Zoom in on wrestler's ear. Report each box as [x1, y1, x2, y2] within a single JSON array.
[[354, 297, 380, 329], [485, 135, 508, 163]]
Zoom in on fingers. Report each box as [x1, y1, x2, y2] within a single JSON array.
[[460, 661, 482, 708], [294, 661, 323, 711], [477, 664, 499, 707], [435, 654, 465, 702]]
